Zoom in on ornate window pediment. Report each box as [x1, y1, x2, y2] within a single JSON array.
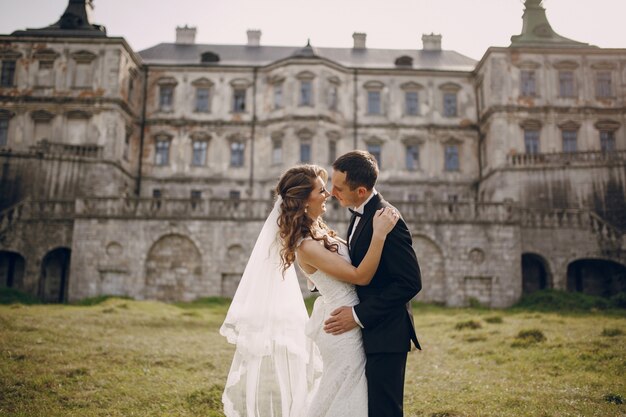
[[271, 130, 285, 140], [296, 71, 315, 81], [326, 130, 341, 141], [594, 120, 621, 132], [33, 49, 59, 60], [557, 120, 581, 130], [365, 135, 385, 145], [191, 77, 214, 87], [400, 81, 424, 91], [230, 78, 251, 88], [227, 133, 247, 143], [519, 119, 542, 130], [327, 76, 341, 85], [553, 60, 579, 70], [65, 110, 91, 119], [190, 131, 211, 141], [439, 82, 461, 92], [154, 131, 173, 140], [296, 128, 314, 139], [156, 76, 178, 86], [267, 74, 285, 85], [443, 137, 463, 145], [591, 61, 616, 70], [0, 49, 22, 60], [401, 135, 425, 145], [31, 110, 55, 121], [71, 50, 97, 63], [363, 80, 384, 90], [513, 60, 541, 70], [0, 109, 15, 119]]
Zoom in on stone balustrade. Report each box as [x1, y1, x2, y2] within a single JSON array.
[[507, 150, 626, 167], [29, 140, 104, 159]]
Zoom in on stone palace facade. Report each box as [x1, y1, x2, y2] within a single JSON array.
[[0, 0, 624, 306]]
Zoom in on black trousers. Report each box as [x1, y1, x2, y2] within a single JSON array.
[[365, 352, 408, 417]]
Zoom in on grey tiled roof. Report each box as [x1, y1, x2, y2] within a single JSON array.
[[138, 43, 477, 71]]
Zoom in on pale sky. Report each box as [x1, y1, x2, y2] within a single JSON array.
[[1, 0, 624, 60]]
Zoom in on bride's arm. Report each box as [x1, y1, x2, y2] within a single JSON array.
[[297, 208, 397, 285]]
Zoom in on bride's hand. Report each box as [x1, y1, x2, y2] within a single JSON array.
[[372, 207, 399, 238]]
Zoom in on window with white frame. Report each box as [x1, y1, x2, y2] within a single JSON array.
[[367, 91, 381, 115], [300, 80, 313, 106], [195, 88, 210, 112], [524, 129, 540, 155], [272, 139, 282, 165], [159, 85, 174, 111], [596, 71, 612, 98], [71, 50, 97, 88], [562, 130, 577, 153], [600, 131, 616, 152], [0, 117, 8, 146], [559, 71, 575, 97], [230, 141, 245, 167], [364, 81, 384, 115], [520, 70, 536, 97], [0, 60, 16, 87], [444, 144, 459, 172], [405, 144, 419, 170], [300, 140, 311, 163], [328, 140, 337, 165], [233, 88, 246, 113], [154, 137, 170, 166], [192, 140, 208, 166], [367, 142, 382, 168], [328, 85, 338, 110], [274, 83, 283, 109], [405, 91, 419, 116]]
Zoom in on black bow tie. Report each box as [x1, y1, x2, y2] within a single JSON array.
[[348, 208, 362, 217]]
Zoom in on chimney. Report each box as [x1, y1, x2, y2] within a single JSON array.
[[247, 29, 261, 47], [422, 33, 442, 51], [176, 25, 197, 44], [353, 32, 366, 49]]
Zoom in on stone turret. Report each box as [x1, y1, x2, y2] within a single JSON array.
[[510, 0, 587, 47]]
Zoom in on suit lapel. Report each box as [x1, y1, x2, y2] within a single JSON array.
[[349, 193, 382, 259]]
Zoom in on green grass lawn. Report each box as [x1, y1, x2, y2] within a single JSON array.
[[1, 296, 625, 417]]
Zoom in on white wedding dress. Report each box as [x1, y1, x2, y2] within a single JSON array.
[[301, 237, 368, 417]]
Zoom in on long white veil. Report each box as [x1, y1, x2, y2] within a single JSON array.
[[220, 197, 321, 417]]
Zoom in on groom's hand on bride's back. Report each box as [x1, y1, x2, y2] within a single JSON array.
[[324, 306, 358, 335]]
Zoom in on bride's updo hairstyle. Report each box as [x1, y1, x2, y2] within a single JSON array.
[[276, 164, 338, 272]]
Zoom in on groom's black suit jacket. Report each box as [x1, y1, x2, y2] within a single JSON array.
[[349, 193, 422, 353]]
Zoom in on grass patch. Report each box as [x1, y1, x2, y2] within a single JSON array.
[[512, 328, 546, 347], [484, 316, 503, 324], [603, 393, 624, 404], [514, 289, 626, 312], [2, 299, 626, 417], [601, 327, 624, 337], [72, 294, 134, 306], [0, 287, 41, 305], [455, 320, 482, 330]]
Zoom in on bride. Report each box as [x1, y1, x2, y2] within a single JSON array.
[[220, 164, 398, 417]]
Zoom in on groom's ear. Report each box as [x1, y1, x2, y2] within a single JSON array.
[[356, 186, 368, 198]]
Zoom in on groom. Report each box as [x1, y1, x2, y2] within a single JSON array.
[[325, 150, 422, 417]]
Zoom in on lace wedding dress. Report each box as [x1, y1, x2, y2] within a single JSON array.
[[302, 237, 368, 417]]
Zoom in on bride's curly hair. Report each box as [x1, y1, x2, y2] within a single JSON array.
[[276, 164, 338, 272]]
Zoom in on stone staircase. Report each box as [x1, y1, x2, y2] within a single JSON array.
[[519, 207, 625, 257], [0, 199, 76, 243]]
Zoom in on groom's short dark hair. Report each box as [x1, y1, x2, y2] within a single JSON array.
[[332, 150, 378, 190]]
